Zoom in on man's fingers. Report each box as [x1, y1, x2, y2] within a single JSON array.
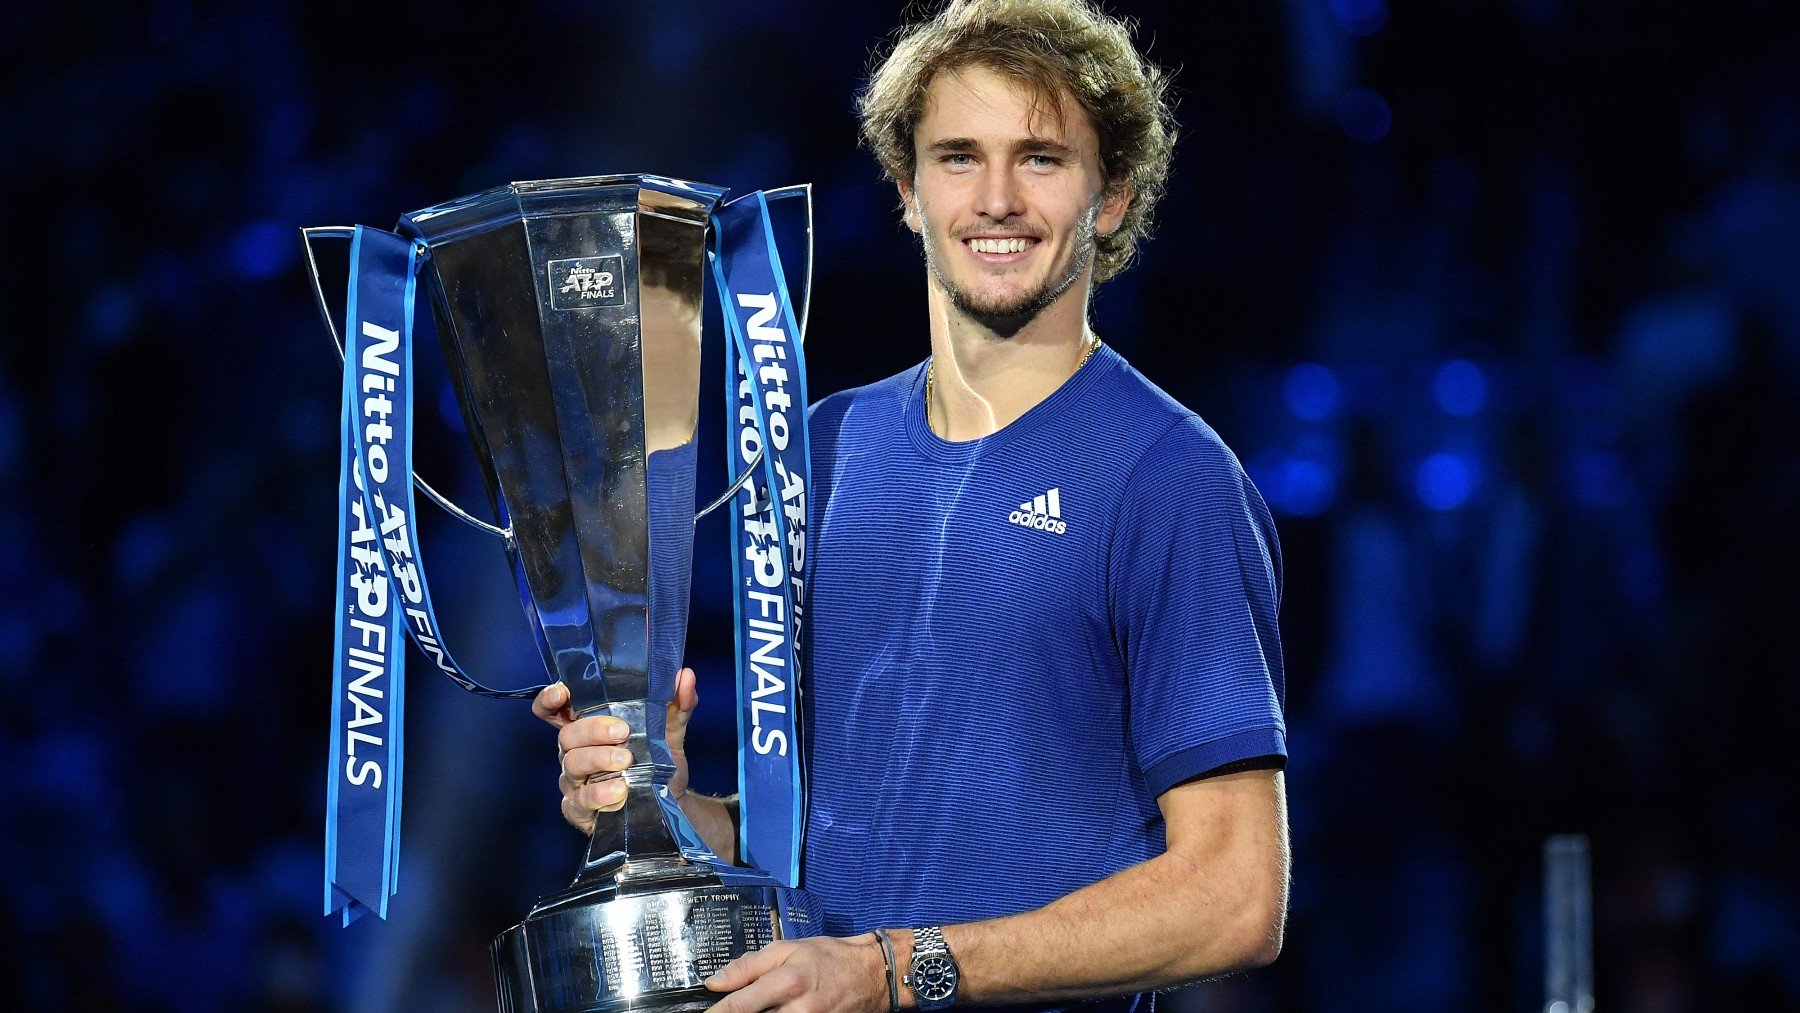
[[707, 964, 808, 1013], [558, 793, 596, 835], [705, 985, 755, 1013], [555, 711, 634, 828], [561, 775, 627, 827], [557, 713, 632, 756], [705, 941, 791, 994], [676, 666, 700, 714], [707, 973, 798, 1013], [576, 777, 629, 812], [560, 744, 636, 782], [667, 667, 700, 743], [532, 682, 572, 727]]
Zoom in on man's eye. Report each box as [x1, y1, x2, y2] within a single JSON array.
[[943, 153, 975, 167], [1027, 155, 1061, 169]]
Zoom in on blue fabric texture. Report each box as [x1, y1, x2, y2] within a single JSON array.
[[800, 344, 1285, 1012]]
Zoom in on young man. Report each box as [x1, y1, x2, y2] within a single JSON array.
[[537, 2, 1289, 1009]]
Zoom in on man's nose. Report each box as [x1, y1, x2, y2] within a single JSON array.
[[978, 166, 1025, 220]]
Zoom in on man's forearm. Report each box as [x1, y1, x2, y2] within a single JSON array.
[[897, 771, 1289, 1005], [912, 852, 1281, 1004], [678, 791, 739, 865]]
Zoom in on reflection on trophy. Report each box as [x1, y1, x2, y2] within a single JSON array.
[[307, 174, 817, 1012]]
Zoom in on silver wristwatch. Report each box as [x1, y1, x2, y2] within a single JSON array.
[[904, 925, 960, 1010]]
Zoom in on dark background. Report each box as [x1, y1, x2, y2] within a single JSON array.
[[3, 0, 1798, 1009]]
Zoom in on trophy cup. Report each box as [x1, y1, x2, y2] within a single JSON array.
[[304, 174, 817, 1012]]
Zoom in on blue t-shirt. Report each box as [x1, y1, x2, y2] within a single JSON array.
[[800, 344, 1286, 997]]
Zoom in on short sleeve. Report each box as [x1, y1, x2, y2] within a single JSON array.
[[1108, 416, 1287, 797]]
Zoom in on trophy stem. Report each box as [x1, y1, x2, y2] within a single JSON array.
[[561, 699, 694, 895], [576, 766, 684, 885]]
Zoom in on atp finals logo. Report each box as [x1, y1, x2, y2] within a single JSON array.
[[548, 255, 625, 309], [1009, 486, 1068, 535]]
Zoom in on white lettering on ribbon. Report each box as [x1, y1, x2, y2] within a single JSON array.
[[734, 292, 804, 757]]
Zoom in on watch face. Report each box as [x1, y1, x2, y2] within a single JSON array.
[[914, 954, 958, 1001]]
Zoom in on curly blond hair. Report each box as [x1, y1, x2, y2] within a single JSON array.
[[857, 0, 1177, 282]]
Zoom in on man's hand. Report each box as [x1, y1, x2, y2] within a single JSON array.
[[532, 666, 700, 835], [706, 935, 889, 1013]]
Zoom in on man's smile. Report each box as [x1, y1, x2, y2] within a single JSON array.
[[962, 234, 1042, 263]]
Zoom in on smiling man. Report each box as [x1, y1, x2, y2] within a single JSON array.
[[539, 2, 1289, 1010]]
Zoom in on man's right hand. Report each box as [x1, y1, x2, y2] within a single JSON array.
[[532, 666, 700, 836]]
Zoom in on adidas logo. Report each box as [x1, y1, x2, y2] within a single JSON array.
[[1008, 487, 1068, 535]]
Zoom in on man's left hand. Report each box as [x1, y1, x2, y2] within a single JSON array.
[[706, 934, 889, 1013]]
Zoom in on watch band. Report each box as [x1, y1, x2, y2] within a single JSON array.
[[915, 925, 948, 955], [906, 925, 959, 1010]]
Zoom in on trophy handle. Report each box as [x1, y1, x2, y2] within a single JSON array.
[[695, 447, 765, 522], [760, 183, 812, 344], [300, 226, 513, 542]]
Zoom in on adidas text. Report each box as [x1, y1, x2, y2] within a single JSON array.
[[1008, 509, 1067, 535]]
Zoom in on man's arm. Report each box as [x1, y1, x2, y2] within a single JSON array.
[[676, 791, 740, 866], [706, 767, 1288, 1012], [924, 768, 1287, 1002]]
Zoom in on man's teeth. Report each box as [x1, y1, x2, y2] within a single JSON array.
[[969, 238, 1033, 254]]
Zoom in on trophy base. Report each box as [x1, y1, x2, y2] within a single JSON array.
[[493, 865, 820, 1013]]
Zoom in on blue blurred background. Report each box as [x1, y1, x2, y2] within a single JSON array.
[[3, 0, 1798, 1008]]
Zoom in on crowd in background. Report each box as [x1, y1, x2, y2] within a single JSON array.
[[2, 1, 1796, 1008]]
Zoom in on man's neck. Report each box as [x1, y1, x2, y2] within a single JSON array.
[[925, 285, 1095, 442]]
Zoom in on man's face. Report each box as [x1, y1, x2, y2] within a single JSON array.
[[900, 64, 1129, 328]]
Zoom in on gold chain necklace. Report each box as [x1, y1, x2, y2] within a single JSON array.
[[925, 334, 1101, 436]]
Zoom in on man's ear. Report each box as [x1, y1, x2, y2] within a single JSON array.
[[897, 179, 922, 234], [1097, 180, 1133, 237]]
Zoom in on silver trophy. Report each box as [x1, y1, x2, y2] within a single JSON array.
[[304, 175, 818, 1012]]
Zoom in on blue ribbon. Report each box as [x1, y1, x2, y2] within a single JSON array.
[[325, 227, 410, 925], [711, 191, 812, 887], [326, 227, 551, 926]]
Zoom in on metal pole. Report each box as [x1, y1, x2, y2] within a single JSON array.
[[1543, 834, 1594, 1013]]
